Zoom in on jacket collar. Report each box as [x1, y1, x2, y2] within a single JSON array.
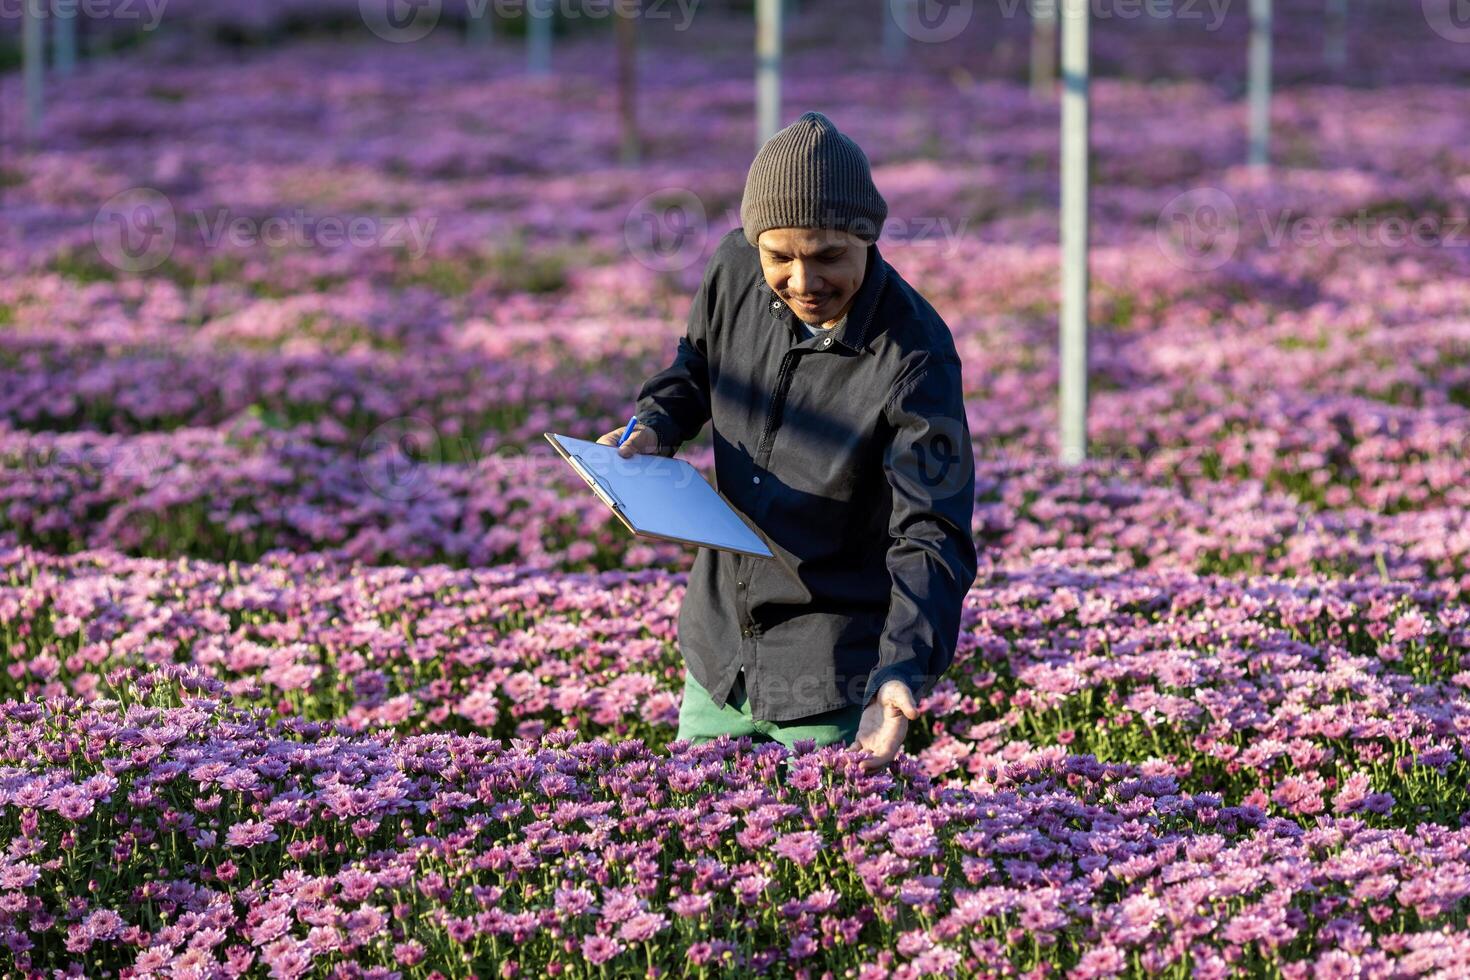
[[755, 239, 889, 354]]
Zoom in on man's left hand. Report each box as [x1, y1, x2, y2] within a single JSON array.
[[855, 679, 919, 773]]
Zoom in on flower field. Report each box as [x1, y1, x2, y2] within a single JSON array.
[[2, 1, 1470, 976]]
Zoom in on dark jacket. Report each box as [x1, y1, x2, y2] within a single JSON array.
[[634, 228, 977, 722]]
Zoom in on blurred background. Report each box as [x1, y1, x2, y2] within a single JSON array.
[[0, 0, 1467, 579]]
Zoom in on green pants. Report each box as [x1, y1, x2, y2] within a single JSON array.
[[675, 666, 864, 749]]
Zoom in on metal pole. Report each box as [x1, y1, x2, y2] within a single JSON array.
[[1030, 0, 1056, 99], [1248, 0, 1272, 167], [1324, 0, 1346, 72], [1058, 0, 1089, 466], [756, 0, 782, 146], [528, 0, 553, 75], [24, 0, 45, 138], [53, 0, 78, 76]]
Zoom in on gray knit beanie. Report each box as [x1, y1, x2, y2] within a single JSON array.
[[740, 111, 888, 248]]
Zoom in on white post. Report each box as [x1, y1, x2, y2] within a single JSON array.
[[756, 0, 783, 146], [53, 0, 78, 75], [1029, 0, 1056, 99], [1324, 0, 1346, 71], [24, 0, 45, 137], [1058, 0, 1089, 467], [1248, 0, 1272, 167], [528, 0, 552, 75]]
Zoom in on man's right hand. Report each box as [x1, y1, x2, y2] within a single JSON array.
[[595, 422, 659, 458]]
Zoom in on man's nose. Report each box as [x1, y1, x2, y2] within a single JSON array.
[[789, 261, 816, 295]]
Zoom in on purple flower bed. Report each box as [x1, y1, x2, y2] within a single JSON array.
[[7, 421, 1470, 586], [3, 539, 1467, 831], [4, 667, 1470, 978]]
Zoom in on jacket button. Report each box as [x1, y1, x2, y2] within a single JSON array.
[[741, 628, 752, 638], [821, 337, 832, 347], [752, 475, 761, 484], [736, 580, 746, 589], [770, 301, 781, 310]]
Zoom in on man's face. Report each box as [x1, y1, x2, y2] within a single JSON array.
[[757, 227, 868, 327]]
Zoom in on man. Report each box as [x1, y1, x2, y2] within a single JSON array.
[[597, 110, 977, 773]]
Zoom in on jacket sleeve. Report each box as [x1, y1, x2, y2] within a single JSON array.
[[863, 353, 978, 708], [631, 242, 724, 458]]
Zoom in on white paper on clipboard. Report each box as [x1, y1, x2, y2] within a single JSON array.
[[545, 433, 774, 559]]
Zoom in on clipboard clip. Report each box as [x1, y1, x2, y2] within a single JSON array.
[[570, 454, 625, 512]]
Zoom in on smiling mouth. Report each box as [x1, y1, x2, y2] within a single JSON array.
[[792, 296, 828, 309]]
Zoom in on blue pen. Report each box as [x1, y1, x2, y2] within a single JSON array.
[[615, 415, 639, 448]]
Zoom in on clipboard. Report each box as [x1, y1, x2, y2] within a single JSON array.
[[545, 433, 774, 559]]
